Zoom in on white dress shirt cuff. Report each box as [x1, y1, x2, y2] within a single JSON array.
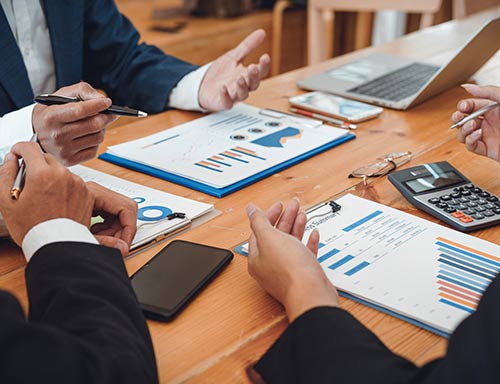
[[167, 64, 211, 112], [22, 218, 98, 262], [0, 104, 35, 164]]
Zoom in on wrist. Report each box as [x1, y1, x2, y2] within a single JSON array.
[[284, 275, 339, 322]]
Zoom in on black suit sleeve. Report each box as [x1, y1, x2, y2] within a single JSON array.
[[0, 242, 158, 384], [255, 275, 500, 384]]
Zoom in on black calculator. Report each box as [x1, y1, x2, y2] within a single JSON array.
[[388, 161, 500, 232]]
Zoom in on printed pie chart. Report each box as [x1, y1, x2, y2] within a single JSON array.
[[137, 205, 172, 222]]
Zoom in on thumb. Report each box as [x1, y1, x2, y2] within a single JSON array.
[[95, 235, 129, 257], [462, 84, 500, 103]]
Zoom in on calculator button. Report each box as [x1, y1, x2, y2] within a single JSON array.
[[472, 213, 485, 220], [440, 195, 452, 201], [478, 199, 488, 205], [458, 197, 469, 203], [461, 190, 472, 196], [457, 204, 468, 211], [495, 201, 500, 207], [474, 206, 486, 212], [437, 203, 449, 209], [484, 210, 495, 217], [466, 202, 478, 207], [448, 200, 460, 206], [460, 216, 474, 223], [484, 203, 496, 210], [452, 211, 465, 218], [444, 207, 456, 213], [428, 197, 440, 204], [493, 208, 500, 214], [487, 196, 499, 202], [462, 209, 475, 215], [472, 187, 482, 194], [465, 184, 475, 190], [479, 192, 490, 198], [450, 192, 461, 199], [468, 194, 479, 200]]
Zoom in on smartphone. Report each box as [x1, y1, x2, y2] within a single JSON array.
[[131, 240, 233, 322], [289, 91, 383, 122]]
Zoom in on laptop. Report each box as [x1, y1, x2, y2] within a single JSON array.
[[297, 17, 500, 110]]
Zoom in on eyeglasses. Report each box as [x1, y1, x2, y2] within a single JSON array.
[[349, 151, 412, 184]]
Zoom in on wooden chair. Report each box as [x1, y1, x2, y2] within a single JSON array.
[[452, 0, 500, 18], [308, 0, 443, 64]]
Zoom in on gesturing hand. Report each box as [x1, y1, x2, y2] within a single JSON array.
[[451, 84, 500, 161], [0, 142, 94, 246], [198, 29, 270, 111], [32, 82, 118, 166], [87, 182, 138, 257], [246, 199, 339, 322]]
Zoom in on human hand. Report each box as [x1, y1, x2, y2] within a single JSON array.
[[246, 199, 339, 322], [452, 84, 500, 161], [32, 82, 119, 166], [198, 29, 270, 111], [0, 142, 94, 246], [87, 182, 138, 257]]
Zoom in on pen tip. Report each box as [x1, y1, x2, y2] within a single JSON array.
[[138, 111, 148, 117]]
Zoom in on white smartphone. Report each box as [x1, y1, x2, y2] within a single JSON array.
[[289, 91, 383, 123]]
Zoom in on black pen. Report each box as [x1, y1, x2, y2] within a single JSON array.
[[34, 94, 148, 117]]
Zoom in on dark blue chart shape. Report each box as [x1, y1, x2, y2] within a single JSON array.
[[133, 197, 146, 204], [251, 127, 301, 148], [138, 205, 172, 222]]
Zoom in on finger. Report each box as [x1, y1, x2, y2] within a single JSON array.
[[67, 147, 100, 166], [456, 98, 492, 114], [451, 111, 465, 123], [56, 98, 112, 123], [456, 118, 481, 143], [266, 201, 283, 226], [465, 128, 483, 153], [246, 64, 261, 92], [246, 203, 274, 243], [276, 198, 300, 234], [462, 84, 500, 104], [65, 129, 106, 154], [258, 54, 271, 79], [0, 152, 20, 194], [228, 76, 249, 102], [230, 29, 266, 63], [216, 84, 234, 111], [306, 229, 320, 255], [95, 235, 129, 257], [290, 211, 307, 240], [55, 82, 105, 101], [10, 142, 48, 170]]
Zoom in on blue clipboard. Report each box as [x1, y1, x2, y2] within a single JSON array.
[[233, 243, 450, 338], [99, 133, 355, 198]]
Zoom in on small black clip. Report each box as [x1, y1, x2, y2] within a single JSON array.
[[328, 201, 342, 213], [167, 212, 187, 220]]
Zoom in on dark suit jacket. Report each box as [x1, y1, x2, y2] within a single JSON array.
[[0, 0, 197, 117], [0, 242, 158, 383], [254, 275, 500, 383]]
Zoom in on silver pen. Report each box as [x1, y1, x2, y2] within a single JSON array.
[[449, 101, 500, 129], [11, 133, 38, 200]]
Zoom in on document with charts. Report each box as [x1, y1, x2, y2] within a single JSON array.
[[239, 194, 500, 336], [99, 103, 354, 197], [71, 166, 214, 251]]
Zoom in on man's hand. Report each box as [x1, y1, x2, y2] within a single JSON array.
[[0, 142, 94, 246], [452, 84, 500, 161], [32, 82, 119, 166], [87, 182, 138, 257], [246, 199, 339, 322], [198, 29, 270, 111]]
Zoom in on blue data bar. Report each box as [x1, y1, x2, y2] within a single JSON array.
[[342, 210, 383, 232], [317, 248, 340, 264], [438, 257, 494, 281], [345, 261, 370, 276], [328, 255, 354, 270], [439, 298, 474, 314], [435, 241, 500, 268], [318, 242, 326, 249], [439, 252, 497, 277]]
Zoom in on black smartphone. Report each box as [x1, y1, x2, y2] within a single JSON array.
[[131, 240, 233, 322]]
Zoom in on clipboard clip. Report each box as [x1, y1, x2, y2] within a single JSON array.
[[137, 211, 188, 230]]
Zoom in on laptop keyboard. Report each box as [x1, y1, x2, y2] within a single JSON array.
[[347, 63, 440, 102]]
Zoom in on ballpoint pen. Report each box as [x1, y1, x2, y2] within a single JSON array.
[[289, 107, 357, 129], [11, 133, 38, 200], [449, 101, 500, 129], [34, 94, 148, 118]]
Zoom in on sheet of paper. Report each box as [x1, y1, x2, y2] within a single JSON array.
[[105, 103, 349, 188], [71, 166, 214, 249], [243, 194, 500, 335]]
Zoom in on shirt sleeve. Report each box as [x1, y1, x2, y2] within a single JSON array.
[[0, 104, 35, 163], [167, 64, 211, 112], [22, 218, 98, 262]]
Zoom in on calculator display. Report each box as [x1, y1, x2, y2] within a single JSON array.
[[405, 171, 464, 194]]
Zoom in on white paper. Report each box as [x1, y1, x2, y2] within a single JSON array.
[[105, 103, 349, 188], [71, 166, 213, 249]]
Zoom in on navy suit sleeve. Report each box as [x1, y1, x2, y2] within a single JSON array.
[[254, 275, 500, 384], [0, 242, 157, 384], [82, 0, 197, 113]]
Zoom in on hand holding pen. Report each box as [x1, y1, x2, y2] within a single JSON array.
[[451, 84, 500, 162], [31, 82, 146, 166]]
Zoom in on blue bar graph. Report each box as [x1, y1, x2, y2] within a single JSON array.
[[328, 255, 354, 270], [318, 242, 326, 249], [342, 210, 383, 232], [438, 253, 497, 277], [439, 298, 474, 314], [436, 241, 500, 268], [318, 248, 340, 264], [345, 261, 370, 276]]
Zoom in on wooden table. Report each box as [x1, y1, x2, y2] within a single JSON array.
[[2, 5, 500, 383]]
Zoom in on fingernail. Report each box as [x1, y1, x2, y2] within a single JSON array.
[[118, 241, 129, 256], [459, 101, 468, 110], [104, 98, 112, 107], [246, 203, 257, 216], [461, 83, 474, 88], [293, 197, 300, 203], [3, 152, 15, 162]]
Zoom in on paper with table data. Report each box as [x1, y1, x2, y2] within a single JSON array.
[[103, 103, 349, 188], [70, 166, 214, 250], [243, 194, 500, 335]]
